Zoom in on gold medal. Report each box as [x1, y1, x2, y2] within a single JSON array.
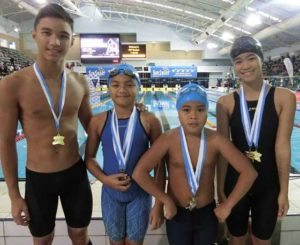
[[186, 196, 197, 211], [52, 133, 65, 146], [245, 150, 262, 162]]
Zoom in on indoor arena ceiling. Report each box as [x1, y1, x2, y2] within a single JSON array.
[[1, 0, 300, 55]]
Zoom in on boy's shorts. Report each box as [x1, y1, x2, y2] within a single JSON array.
[[166, 201, 217, 245], [101, 188, 151, 243], [25, 159, 93, 237]]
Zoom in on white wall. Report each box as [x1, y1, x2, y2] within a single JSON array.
[[265, 41, 300, 59], [22, 33, 36, 53], [74, 17, 202, 52], [19, 17, 232, 75], [0, 16, 20, 38], [0, 25, 6, 34], [15, 14, 300, 59]]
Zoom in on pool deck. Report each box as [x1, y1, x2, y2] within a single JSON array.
[[1, 178, 300, 245], [1, 176, 300, 219]]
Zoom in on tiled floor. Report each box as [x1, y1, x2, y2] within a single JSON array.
[[0, 202, 168, 245], [1, 178, 300, 245], [287, 175, 300, 214]]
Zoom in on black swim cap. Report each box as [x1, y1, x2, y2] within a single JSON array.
[[230, 36, 264, 61]]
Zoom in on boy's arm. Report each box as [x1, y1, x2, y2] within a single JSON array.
[[216, 96, 231, 202], [0, 77, 30, 225], [275, 89, 296, 217], [133, 133, 176, 219], [214, 134, 257, 222], [78, 75, 93, 131], [85, 114, 130, 191], [84, 116, 103, 180], [147, 114, 165, 229]]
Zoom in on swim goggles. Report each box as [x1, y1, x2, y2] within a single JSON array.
[[108, 66, 141, 86]]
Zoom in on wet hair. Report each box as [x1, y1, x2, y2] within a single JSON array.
[[230, 36, 264, 61], [34, 3, 73, 31]]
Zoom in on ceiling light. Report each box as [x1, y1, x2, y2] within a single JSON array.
[[246, 7, 281, 22], [207, 42, 218, 49], [222, 0, 235, 4], [14, 27, 19, 32], [246, 14, 262, 26], [222, 32, 234, 41], [35, 0, 47, 4]]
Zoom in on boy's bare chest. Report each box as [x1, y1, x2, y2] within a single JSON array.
[[169, 142, 199, 168], [19, 80, 83, 117], [169, 140, 215, 170]]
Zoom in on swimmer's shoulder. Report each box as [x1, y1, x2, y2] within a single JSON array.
[[0, 66, 34, 92]]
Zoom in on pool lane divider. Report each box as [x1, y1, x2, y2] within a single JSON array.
[[138, 92, 146, 104], [91, 97, 112, 109], [152, 92, 171, 132]]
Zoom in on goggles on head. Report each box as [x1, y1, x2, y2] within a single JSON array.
[[108, 65, 141, 87], [109, 68, 135, 78]]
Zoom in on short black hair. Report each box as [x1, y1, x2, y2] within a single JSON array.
[[34, 3, 73, 31]]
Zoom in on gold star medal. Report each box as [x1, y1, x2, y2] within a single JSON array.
[[52, 133, 65, 146], [186, 196, 197, 211], [239, 81, 267, 165], [246, 150, 262, 162]]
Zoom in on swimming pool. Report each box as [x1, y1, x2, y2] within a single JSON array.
[[0, 90, 299, 179]]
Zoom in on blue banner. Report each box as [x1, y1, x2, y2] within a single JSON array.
[[150, 66, 197, 78], [86, 66, 114, 79]]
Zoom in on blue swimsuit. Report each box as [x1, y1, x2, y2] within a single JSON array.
[[100, 110, 152, 242]]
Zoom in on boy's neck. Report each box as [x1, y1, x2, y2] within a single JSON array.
[[114, 105, 134, 119], [35, 57, 65, 80], [181, 126, 203, 138]]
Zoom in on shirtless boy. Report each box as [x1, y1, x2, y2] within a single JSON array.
[[0, 4, 92, 245], [133, 83, 257, 245]]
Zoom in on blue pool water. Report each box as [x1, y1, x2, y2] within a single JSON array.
[[0, 90, 299, 179]]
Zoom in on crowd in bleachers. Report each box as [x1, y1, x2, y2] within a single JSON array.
[[263, 54, 300, 77], [0, 46, 34, 77]]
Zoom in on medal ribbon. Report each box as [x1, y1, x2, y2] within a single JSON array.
[[240, 81, 267, 148], [33, 63, 67, 132], [179, 127, 206, 196], [111, 107, 137, 171]]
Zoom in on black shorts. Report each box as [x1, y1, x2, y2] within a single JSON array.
[[225, 188, 279, 240], [166, 201, 217, 245], [25, 159, 93, 237]]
